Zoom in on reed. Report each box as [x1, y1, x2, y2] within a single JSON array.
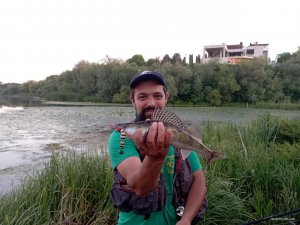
[[0, 152, 117, 225], [202, 115, 300, 224], [0, 115, 299, 224]]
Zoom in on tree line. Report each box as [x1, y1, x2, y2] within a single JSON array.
[[0, 49, 299, 106]]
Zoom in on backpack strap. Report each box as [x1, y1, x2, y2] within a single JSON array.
[[173, 148, 208, 224], [173, 148, 186, 212], [174, 148, 182, 175]]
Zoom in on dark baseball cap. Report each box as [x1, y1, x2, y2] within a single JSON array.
[[129, 71, 167, 89]]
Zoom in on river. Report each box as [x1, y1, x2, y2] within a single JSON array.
[[1, 105, 299, 195]]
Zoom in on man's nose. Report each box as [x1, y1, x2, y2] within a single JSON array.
[[146, 96, 156, 106]]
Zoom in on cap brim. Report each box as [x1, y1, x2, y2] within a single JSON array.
[[130, 73, 166, 89]]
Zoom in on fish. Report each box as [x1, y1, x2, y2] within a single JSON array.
[[114, 108, 224, 167]]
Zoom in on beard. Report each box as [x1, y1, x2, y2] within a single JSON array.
[[136, 106, 158, 121]]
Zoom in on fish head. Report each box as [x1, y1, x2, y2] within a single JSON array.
[[124, 126, 138, 135], [113, 121, 150, 136]]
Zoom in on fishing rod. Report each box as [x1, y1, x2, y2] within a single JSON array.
[[241, 207, 300, 225]]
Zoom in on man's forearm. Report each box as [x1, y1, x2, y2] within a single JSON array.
[[126, 156, 165, 196]]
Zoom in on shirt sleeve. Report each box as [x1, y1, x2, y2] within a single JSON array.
[[187, 151, 202, 172], [108, 130, 140, 170]]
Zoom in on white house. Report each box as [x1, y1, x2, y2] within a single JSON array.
[[202, 42, 269, 64]]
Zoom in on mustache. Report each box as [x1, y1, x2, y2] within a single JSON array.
[[142, 106, 157, 114], [137, 107, 159, 121]]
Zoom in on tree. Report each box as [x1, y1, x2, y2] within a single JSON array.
[[189, 54, 193, 65], [182, 57, 187, 65], [73, 60, 98, 96], [263, 72, 284, 102], [172, 53, 182, 64], [277, 52, 292, 63], [112, 85, 130, 103], [22, 80, 39, 94], [234, 58, 270, 103], [276, 49, 300, 101], [38, 75, 59, 96], [163, 64, 192, 102], [57, 70, 76, 93], [127, 54, 146, 66], [1, 83, 23, 95], [208, 89, 221, 106], [96, 61, 139, 102], [162, 54, 171, 64], [196, 54, 201, 64], [217, 70, 241, 103], [190, 75, 204, 103], [146, 57, 160, 67], [8, 49, 300, 104]]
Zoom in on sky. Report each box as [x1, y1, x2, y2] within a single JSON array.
[[0, 0, 299, 84]]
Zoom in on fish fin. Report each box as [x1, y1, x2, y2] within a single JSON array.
[[206, 150, 227, 167], [152, 108, 184, 128], [183, 122, 202, 138], [181, 149, 192, 160]]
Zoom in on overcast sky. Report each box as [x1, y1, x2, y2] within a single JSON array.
[[0, 0, 299, 83]]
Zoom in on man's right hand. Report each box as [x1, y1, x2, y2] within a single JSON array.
[[131, 122, 173, 160], [117, 122, 173, 196]]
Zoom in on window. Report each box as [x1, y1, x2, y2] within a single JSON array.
[[247, 49, 254, 55]]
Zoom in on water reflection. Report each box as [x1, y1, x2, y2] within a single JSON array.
[[0, 95, 41, 107]]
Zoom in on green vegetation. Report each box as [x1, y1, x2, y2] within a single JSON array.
[[202, 115, 300, 223], [1, 49, 300, 106], [0, 116, 300, 224], [0, 153, 117, 225]]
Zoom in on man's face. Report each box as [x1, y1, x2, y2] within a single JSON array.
[[130, 80, 168, 121]]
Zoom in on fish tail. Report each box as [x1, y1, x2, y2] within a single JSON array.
[[206, 150, 225, 167]]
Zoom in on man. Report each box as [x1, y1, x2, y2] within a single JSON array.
[[108, 71, 207, 225]]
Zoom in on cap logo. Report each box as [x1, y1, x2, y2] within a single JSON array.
[[139, 71, 151, 76]]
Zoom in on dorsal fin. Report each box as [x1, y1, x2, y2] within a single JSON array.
[[151, 108, 184, 128], [183, 122, 202, 138]]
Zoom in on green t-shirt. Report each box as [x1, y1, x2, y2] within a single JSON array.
[[108, 130, 202, 225]]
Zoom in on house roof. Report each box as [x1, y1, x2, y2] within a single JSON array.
[[227, 42, 243, 49], [249, 42, 269, 46]]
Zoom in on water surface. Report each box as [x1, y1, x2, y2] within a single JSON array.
[[1, 105, 299, 195]]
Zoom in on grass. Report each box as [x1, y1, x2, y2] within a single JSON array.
[[202, 115, 300, 224], [0, 153, 117, 225], [0, 115, 300, 224]]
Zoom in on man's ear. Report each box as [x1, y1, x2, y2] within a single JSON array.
[[165, 93, 169, 104], [130, 95, 135, 105]]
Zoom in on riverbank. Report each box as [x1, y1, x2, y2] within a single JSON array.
[[169, 101, 300, 110], [41, 100, 300, 111], [40, 100, 132, 107], [1, 115, 299, 224], [2, 94, 300, 110]]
